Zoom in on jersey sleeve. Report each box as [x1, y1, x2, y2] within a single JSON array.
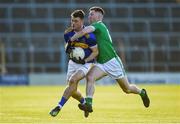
[[85, 33, 97, 47], [91, 22, 101, 32], [64, 29, 71, 51], [64, 33, 69, 43], [64, 27, 73, 43]]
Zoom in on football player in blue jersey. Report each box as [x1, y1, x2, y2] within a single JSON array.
[[49, 10, 98, 117]]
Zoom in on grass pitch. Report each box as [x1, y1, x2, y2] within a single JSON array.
[[0, 84, 180, 124]]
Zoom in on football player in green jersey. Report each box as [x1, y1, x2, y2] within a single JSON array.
[[70, 6, 150, 117]]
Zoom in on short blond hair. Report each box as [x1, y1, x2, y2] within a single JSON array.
[[89, 6, 105, 15]]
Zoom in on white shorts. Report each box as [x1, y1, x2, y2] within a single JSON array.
[[95, 57, 126, 79], [66, 60, 93, 81]]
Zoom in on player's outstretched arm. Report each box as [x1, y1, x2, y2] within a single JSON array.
[[71, 26, 95, 41]]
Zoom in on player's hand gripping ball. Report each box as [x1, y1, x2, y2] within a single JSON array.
[[70, 47, 85, 64]]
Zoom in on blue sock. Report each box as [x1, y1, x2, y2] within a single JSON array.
[[80, 98, 85, 104], [58, 97, 67, 108]]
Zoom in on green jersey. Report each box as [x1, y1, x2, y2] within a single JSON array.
[[91, 21, 118, 63]]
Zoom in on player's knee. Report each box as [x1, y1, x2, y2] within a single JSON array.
[[69, 77, 78, 86], [122, 87, 131, 94], [68, 81, 78, 92]]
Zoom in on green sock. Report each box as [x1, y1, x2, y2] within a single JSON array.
[[140, 89, 145, 97], [85, 97, 92, 105]]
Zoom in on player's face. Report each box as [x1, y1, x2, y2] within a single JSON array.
[[71, 17, 83, 31], [88, 10, 99, 24]]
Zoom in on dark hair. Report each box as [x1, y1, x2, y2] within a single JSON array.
[[71, 10, 85, 19], [89, 6, 105, 15]]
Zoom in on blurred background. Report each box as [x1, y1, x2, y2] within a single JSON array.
[[0, 0, 180, 85]]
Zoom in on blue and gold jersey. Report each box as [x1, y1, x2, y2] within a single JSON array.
[[64, 27, 97, 62]]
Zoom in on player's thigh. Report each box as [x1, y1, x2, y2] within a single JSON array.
[[69, 70, 85, 85], [70, 63, 93, 81], [67, 61, 90, 82], [66, 61, 78, 81], [87, 65, 107, 81]]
